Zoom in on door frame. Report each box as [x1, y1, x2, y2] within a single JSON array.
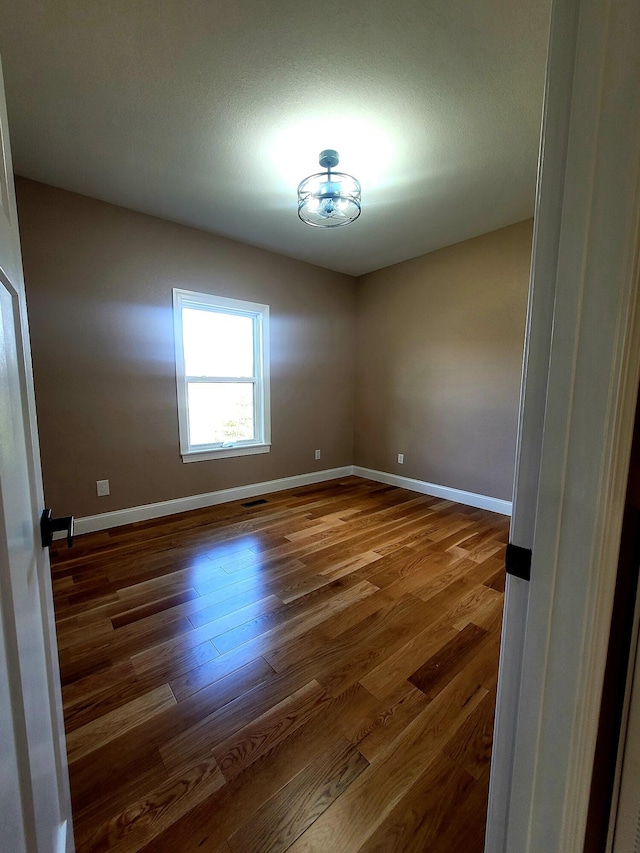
[[487, 0, 640, 849]]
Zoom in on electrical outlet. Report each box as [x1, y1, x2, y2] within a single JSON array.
[[397, 453, 404, 464], [96, 479, 110, 497], [314, 449, 321, 461]]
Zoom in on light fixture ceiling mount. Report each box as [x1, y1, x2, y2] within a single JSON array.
[[297, 150, 361, 228]]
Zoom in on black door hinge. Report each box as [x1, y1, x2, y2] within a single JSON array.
[[505, 542, 532, 581]]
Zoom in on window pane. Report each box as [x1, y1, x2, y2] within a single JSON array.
[[187, 382, 255, 446], [183, 308, 254, 377]]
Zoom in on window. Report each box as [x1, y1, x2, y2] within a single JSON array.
[[173, 289, 270, 462]]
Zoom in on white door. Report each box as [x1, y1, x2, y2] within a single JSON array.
[[486, 0, 640, 849], [0, 56, 72, 853]]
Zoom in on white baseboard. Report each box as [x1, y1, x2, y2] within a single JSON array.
[[64, 463, 511, 537], [353, 465, 512, 516], [71, 466, 355, 535]]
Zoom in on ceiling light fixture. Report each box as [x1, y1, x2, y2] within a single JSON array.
[[297, 150, 361, 228]]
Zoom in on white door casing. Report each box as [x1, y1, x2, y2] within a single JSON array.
[[485, 0, 580, 845], [487, 0, 640, 850], [0, 54, 73, 853]]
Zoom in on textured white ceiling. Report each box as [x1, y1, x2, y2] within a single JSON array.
[[0, 0, 550, 276]]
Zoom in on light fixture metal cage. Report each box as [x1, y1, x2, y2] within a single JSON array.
[[297, 150, 361, 228]]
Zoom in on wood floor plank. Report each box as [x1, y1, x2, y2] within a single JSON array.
[[169, 648, 274, 702], [110, 588, 200, 629], [359, 619, 459, 699], [187, 589, 279, 629], [317, 549, 384, 582], [72, 764, 171, 846], [265, 594, 425, 675], [449, 584, 504, 631], [64, 668, 177, 734], [347, 683, 430, 762], [69, 656, 280, 823], [408, 623, 490, 700], [228, 738, 368, 853], [210, 578, 379, 664], [129, 635, 221, 683], [355, 752, 475, 853], [356, 569, 502, 700], [57, 618, 114, 652], [286, 657, 489, 852], [486, 565, 507, 592], [143, 683, 378, 851], [76, 758, 225, 853], [212, 680, 328, 781], [160, 671, 322, 773], [428, 768, 491, 853], [444, 686, 497, 780], [66, 684, 176, 764], [319, 587, 396, 640], [62, 659, 138, 710]]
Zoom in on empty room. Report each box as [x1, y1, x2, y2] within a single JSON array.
[[2, 1, 639, 852]]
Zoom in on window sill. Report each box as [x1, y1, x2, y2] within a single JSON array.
[[181, 443, 271, 463]]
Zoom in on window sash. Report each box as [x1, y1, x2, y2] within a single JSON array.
[[185, 378, 259, 448]]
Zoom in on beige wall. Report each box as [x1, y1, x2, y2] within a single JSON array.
[[17, 179, 356, 518], [354, 220, 532, 501], [17, 179, 532, 518]]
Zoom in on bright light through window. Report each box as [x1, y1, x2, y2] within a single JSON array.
[[187, 382, 254, 445], [173, 290, 271, 462], [182, 309, 254, 377]]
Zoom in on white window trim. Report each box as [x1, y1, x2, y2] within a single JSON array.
[[173, 288, 271, 462]]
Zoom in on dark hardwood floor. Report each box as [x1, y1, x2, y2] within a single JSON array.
[[50, 476, 508, 852]]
